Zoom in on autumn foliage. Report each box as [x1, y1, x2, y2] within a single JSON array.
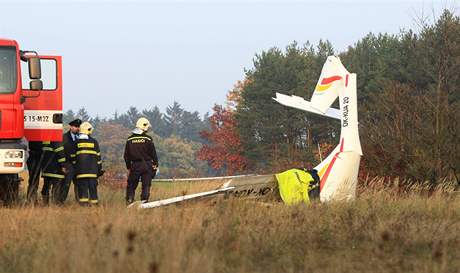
[[197, 104, 247, 175]]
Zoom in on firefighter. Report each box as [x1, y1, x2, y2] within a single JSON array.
[[58, 118, 81, 203], [41, 141, 67, 205], [124, 117, 158, 205], [74, 122, 104, 206], [26, 141, 43, 204]]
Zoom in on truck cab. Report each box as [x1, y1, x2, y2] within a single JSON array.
[[0, 38, 62, 203]]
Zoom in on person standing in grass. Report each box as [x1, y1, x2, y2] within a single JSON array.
[[26, 141, 43, 204], [124, 117, 158, 205], [74, 122, 104, 206], [40, 141, 67, 205], [59, 118, 81, 203]]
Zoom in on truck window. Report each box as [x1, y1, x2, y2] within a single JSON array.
[[21, 58, 57, 91], [0, 46, 17, 94]]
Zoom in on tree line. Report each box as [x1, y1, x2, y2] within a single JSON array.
[[63, 9, 459, 186], [63, 102, 211, 179], [199, 10, 460, 186]]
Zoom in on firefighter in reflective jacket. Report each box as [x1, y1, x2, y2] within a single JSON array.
[[124, 117, 158, 205], [41, 141, 67, 205], [74, 122, 104, 205]]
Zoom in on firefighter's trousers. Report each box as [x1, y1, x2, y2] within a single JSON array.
[[77, 178, 98, 205], [57, 164, 76, 204], [41, 177, 61, 205], [126, 161, 155, 203], [26, 154, 42, 203]]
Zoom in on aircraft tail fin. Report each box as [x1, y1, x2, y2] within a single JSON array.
[[310, 56, 349, 113]]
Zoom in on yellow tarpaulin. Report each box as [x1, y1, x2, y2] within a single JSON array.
[[275, 169, 314, 205]]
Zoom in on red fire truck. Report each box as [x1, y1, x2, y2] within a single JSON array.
[[0, 38, 62, 204]]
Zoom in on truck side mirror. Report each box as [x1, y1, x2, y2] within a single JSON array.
[[29, 80, 43, 91], [28, 57, 41, 79]]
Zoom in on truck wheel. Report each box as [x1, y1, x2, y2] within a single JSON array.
[[0, 174, 20, 206]]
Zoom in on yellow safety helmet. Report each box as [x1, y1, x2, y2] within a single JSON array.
[[136, 117, 151, 132], [80, 122, 93, 135]]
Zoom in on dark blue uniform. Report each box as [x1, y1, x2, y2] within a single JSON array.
[[26, 141, 43, 203], [41, 141, 66, 204], [75, 136, 102, 205], [123, 133, 158, 204], [59, 130, 79, 203]]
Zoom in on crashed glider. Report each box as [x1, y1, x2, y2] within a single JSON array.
[[134, 56, 362, 209], [273, 55, 362, 202]]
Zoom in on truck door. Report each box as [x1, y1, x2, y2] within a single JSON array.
[[22, 56, 63, 142]]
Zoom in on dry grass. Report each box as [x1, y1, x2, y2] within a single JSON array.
[[0, 178, 459, 273]]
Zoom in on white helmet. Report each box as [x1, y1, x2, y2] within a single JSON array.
[[136, 117, 151, 132], [80, 122, 93, 135]]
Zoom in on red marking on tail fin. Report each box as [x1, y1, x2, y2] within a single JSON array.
[[345, 74, 349, 87], [320, 76, 342, 85]]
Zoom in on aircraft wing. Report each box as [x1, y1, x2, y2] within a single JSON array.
[[135, 187, 236, 209], [273, 92, 341, 120], [131, 174, 277, 209]]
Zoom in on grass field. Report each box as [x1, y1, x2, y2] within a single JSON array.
[[0, 179, 459, 273]]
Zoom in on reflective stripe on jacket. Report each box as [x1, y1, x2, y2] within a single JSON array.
[[63, 131, 78, 165], [41, 141, 66, 179], [75, 136, 102, 179], [123, 133, 158, 169]]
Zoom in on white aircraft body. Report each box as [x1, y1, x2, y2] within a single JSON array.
[[273, 56, 362, 202]]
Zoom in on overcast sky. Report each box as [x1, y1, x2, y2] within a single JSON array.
[[1, 0, 458, 118]]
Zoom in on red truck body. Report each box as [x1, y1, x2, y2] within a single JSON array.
[[0, 38, 62, 174], [0, 39, 23, 140]]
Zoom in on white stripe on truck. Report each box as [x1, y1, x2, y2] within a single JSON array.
[[24, 110, 62, 130]]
